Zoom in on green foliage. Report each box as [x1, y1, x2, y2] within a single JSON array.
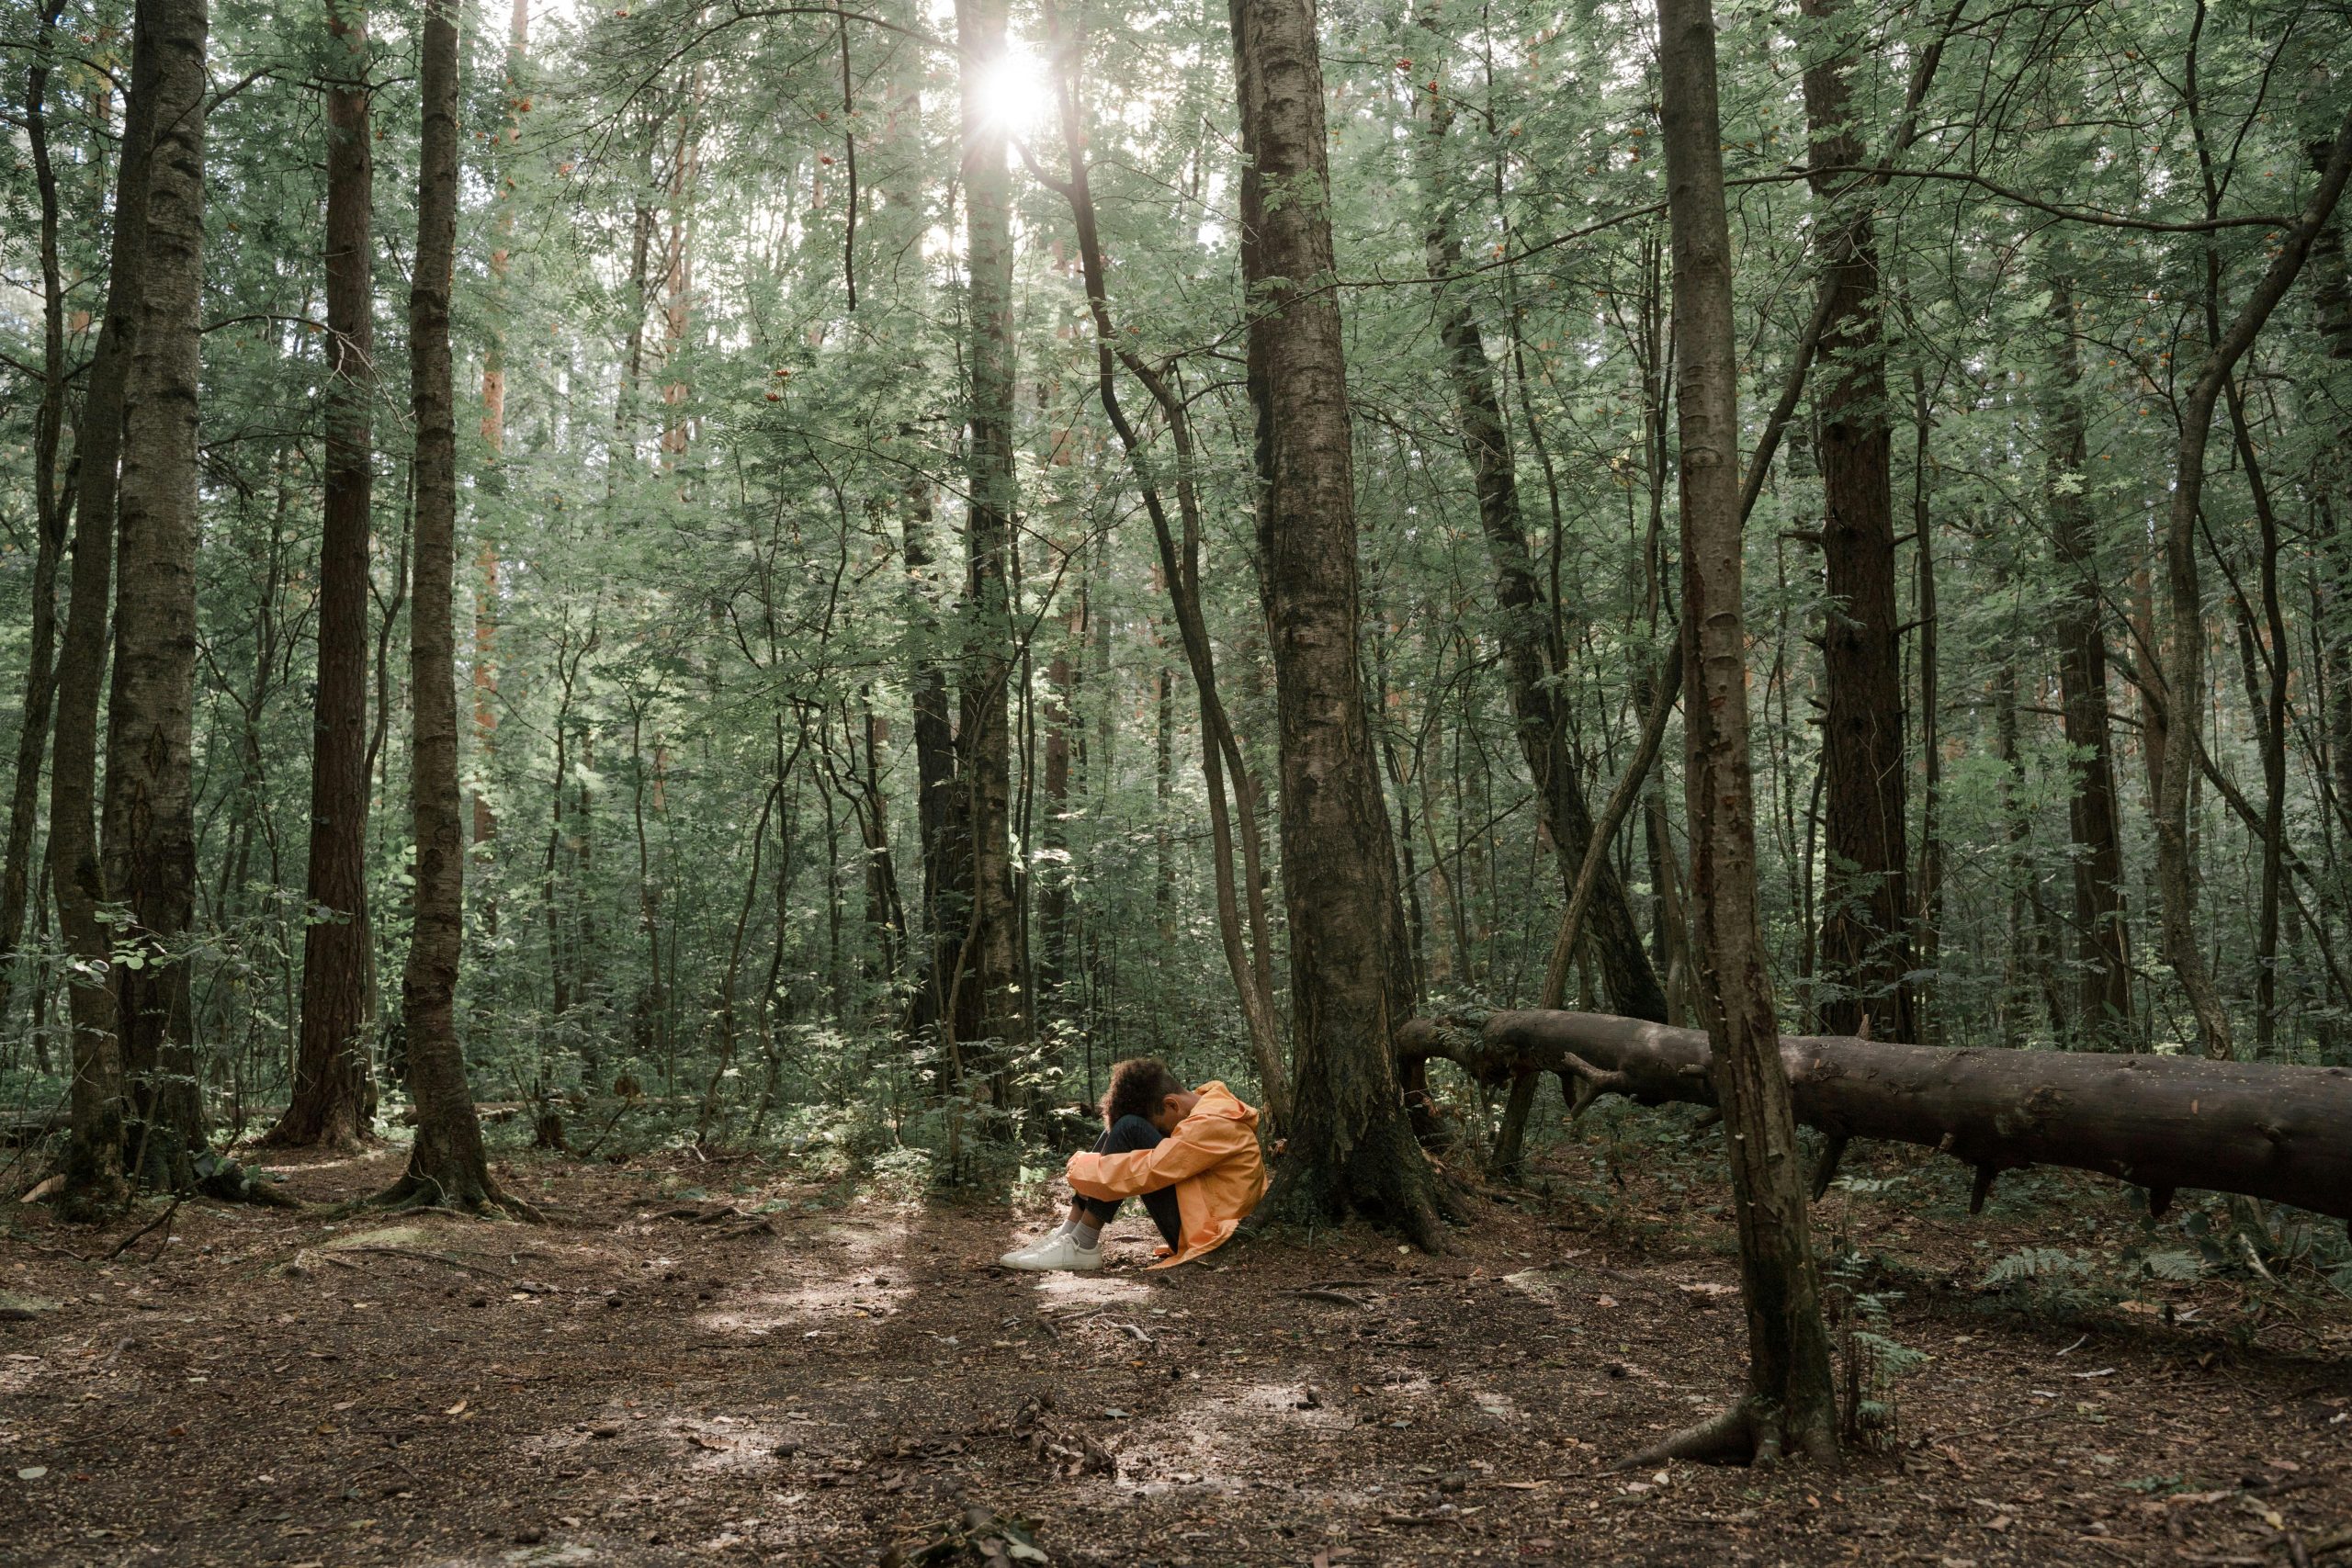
[[0, 0, 2348, 1190]]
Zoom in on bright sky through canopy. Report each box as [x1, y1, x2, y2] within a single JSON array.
[[970, 37, 1053, 137]]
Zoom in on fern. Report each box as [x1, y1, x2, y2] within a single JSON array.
[[1983, 1247, 2086, 1288], [2140, 1249, 2201, 1283]]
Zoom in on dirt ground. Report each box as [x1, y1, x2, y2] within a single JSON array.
[[3, 1127, 2348, 1567]]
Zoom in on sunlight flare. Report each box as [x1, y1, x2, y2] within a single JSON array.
[[969, 37, 1053, 138]]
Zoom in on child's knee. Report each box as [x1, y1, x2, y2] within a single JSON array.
[[1107, 1114, 1160, 1148]]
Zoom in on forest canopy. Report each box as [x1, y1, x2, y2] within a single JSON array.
[[5, 0, 2352, 1551], [2, 0, 2351, 1293]]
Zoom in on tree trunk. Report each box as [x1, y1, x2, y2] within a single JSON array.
[[270, 0, 377, 1148], [1803, 0, 1912, 1043], [1421, 85, 1666, 1023], [1657, 0, 1838, 1462], [2154, 107, 2352, 1060], [1908, 367, 1941, 1044], [1398, 1010, 2352, 1226], [1228, 0, 1439, 1246], [1037, 613, 1075, 1004], [2312, 122, 2352, 847], [902, 480, 964, 1044], [51, 0, 161, 1215], [953, 0, 1027, 1081], [0, 4, 71, 1036], [102, 0, 210, 1190], [2041, 263, 2133, 1049], [388, 0, 518, 1214]]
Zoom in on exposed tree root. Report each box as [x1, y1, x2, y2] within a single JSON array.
[[362, 1171, 543, 1223], [1612, 1395, 1838, 1471], [1248, 1154, 1449, 1254]]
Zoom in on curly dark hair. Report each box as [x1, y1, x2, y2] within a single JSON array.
[[1100, 1057, 1185, 1127]]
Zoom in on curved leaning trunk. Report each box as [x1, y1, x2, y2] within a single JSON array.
[[1399, 1010, 2352, 1224]]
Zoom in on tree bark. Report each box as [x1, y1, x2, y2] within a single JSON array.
[[389, 0, 518, 1214], [902, 479, 964, 1045], [952, 0, 1027, 1082], [2154, 105, 2352, 1060], [2041, 260, 2132, 1048], [270, 0, 377, 1148], [1420, 84, 1667, 1024], [1229, 0, 1440, 1246], [0, 3, 72, 1036], [51, 0, 162, 1216], [102, 0, 210, 1189], [1802, 0, 1912, 1043], [2311, 119, 2352, 846], [1658, 0, 1838, 1462], [1398, 1010, 2352, 1226]]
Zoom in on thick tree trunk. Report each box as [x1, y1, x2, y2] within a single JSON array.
[[270, 0, 377, 1148], [1658, 0, 1838, 1463], [2154, 107, 2352, 1060], [1802, 0, 1912, 1044], [0, 6, 71, 1035], [102, 0, 210, 1190], [1420, 86, 1666, 1024], [389, 0, 518, 1214], [1398, 1010, 2352, 1226], [2041, 264, 2132, 1049], [952, 0, 1027, 1080], [50, 0, 162, 1216], [1229, 0, 1440, 1246]]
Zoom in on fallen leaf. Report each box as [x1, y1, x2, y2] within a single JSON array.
[[17, 1467, 47, 1481], [444, 1400, 467, 1416]]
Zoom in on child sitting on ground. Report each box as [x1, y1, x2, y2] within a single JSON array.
[[998, 1058, 1267, 1272]]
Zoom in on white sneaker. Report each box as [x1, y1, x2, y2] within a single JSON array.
[[998, 1232, 1102, 1271]]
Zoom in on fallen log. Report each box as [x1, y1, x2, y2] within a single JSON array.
[[1397, 1010, 2352, 1225]]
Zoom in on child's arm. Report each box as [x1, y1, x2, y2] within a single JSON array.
[[1066, 1116, 1251, 1201]]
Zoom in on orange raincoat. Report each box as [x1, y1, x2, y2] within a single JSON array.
[[1063, 1081, 1267, 1268]]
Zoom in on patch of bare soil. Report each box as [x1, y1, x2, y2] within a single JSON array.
[[2, 1134, 2347, 1566]]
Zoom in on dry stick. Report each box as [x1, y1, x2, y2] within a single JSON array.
[[103, 1192, 183, 1262], [1284, 1288, 1371, 1308]]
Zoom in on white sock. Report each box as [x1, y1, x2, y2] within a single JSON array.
[[1071, 1221, 1102, 1251]]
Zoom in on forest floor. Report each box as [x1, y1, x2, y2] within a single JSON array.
[[2, 1117, 2349, 1566]]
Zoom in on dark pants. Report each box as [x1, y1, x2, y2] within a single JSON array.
[[1076, 1115, 1182, 1247]]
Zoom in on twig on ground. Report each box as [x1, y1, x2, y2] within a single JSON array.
[[1286, 1289, 1370, 1308], [104, 1194, 184, 1262], [1937, 1406, 2058, 1442]]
